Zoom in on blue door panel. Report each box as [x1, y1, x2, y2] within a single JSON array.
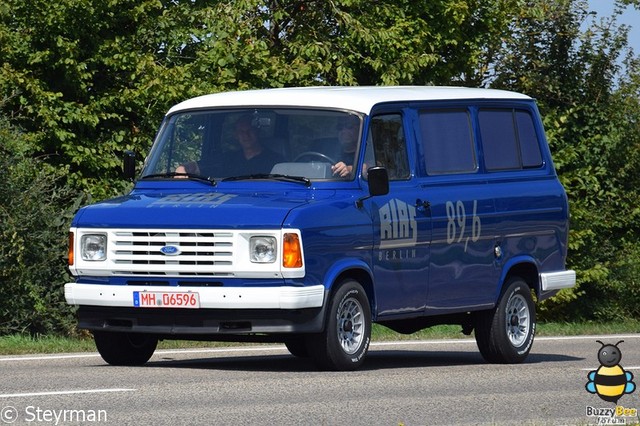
[[368, 193, 431, 317], [425, 182, 496, 311]]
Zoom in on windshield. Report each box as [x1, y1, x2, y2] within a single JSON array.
[[141, 108, 363, 182]]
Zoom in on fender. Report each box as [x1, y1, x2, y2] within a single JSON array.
[[494, 255, 539, 301], [323, 258, 375, 310], [304, 258, 375, 331], [323, 258, 374, 291]]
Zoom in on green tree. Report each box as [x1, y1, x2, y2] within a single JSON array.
[[489, 0, 640, 319], [0, 0, 518, 199], [0, 114, 83, 334], [1, 0, 639, 328]]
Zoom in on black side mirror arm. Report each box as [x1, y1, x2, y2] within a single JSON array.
[[356, 166, 389, 208]]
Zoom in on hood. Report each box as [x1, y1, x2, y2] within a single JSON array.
[[72, 187, 329, 229]]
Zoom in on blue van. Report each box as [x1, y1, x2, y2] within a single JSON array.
[[65, 86, 575, 370]]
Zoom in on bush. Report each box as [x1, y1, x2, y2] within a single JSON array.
[[0, 117, 85, 335]]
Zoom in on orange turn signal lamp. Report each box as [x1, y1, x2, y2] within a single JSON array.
[[68, 232, 75, 266], [283, 233, 303, 268]]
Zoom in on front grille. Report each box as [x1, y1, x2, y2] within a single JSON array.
[[110, 230, 236, 277]]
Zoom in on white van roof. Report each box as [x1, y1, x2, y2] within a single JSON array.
[[167, 86, 532, 115]]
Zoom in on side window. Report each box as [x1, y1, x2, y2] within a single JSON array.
[[516, 111, 543, 168], [365, 114, 410, 180], [419, 109, 476, 175], [479, 109, 543, 171], [478, 110, 519, 170]]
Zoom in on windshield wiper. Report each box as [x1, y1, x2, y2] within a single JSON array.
[[222, 173, 311, 187], [140, 172, 216, 186]]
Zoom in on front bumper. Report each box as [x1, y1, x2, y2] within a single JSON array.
[[75, 305, 326, 336], [65, 283, 327, 336], [65, 283, 325, 309]]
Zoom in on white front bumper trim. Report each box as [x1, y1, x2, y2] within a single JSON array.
[[64, 283, 325, 310]]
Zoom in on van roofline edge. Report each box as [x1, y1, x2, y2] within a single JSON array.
[[167, 86, 533, 116]]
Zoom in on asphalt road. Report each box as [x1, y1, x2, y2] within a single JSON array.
[[2, 334, 640, 425]]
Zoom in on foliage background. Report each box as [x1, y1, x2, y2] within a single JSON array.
[[0, 0, 639, 334]]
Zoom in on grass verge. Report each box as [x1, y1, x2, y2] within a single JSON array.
[[1, 320, 640, 356]]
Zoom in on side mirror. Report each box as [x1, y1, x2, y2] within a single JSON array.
[[367, 166, 389, 197], [123, 150, 136, 181], [356, 166, 389, 208]]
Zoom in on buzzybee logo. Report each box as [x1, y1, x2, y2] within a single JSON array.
[[586, 341, 635, 403], [584, 341, 638, 425]]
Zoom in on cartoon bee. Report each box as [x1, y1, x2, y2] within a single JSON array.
[[586, 340, 636, 403]]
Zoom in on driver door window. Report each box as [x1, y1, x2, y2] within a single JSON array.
[[364, 114, 410, 180]]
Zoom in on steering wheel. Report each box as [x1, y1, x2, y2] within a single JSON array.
[[294, 151, 337, 164]]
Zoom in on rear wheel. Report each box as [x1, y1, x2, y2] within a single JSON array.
[[308, 280, 371, 371], [93, 331, 158, 366], [475, 277, 536, 364]]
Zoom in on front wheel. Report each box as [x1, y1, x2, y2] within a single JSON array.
[[474, 277, 536, 364], [308, 280, 371, 371], [284, 338, 309, 358], [93, 331, 158, 366]]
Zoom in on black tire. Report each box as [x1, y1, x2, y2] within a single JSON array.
[[284, 338, 310, 358], [307, 280, 371, 371], [475, 277, 536, 364], [93, 331, 158, 366]]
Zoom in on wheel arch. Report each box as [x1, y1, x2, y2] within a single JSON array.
[[498, 257, 540, 301], [323, 259, 376, 319]]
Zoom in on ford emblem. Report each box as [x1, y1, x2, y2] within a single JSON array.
[[160, 245, 181, 256]]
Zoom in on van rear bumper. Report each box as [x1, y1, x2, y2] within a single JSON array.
[[539, 270, 576, 291]]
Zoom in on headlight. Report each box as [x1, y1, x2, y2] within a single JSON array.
[[250, 236, 276, 263], [80, 234, 107, 261]]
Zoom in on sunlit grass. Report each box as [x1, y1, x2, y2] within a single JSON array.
[[0, 334, 97, 355]]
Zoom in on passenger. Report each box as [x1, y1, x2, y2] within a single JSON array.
[[331, 116, 360, 178], [225, 114, 282, 175], [176, 114, 282, 177]]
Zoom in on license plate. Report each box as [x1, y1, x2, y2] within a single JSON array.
[[133, 291, 200, 308]]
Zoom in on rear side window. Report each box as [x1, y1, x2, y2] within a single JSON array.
[[419, 109, 476, 175], [516, 111, 543, 168], [479, 109, 543, 171]]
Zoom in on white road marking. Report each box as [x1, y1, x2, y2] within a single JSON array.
[[0, 388, 135, 398], [0, 353, 100, 362], [535, 334, 640, 341], [582, 366, 640, 370]]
